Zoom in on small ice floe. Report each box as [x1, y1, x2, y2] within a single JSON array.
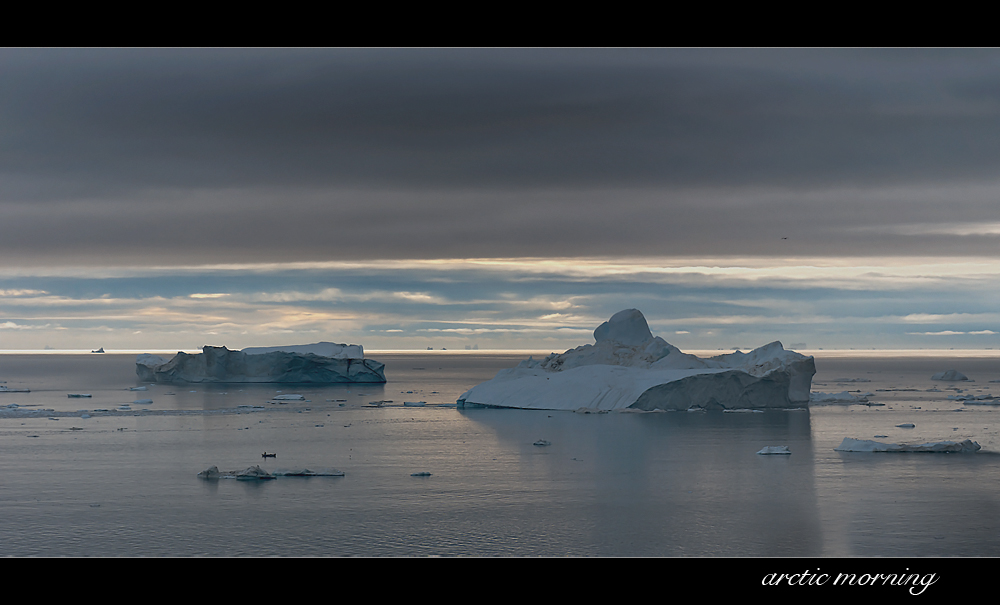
[[932, 370, 969, 381], [132, 399, 153, 404], [0, 386, 30, 393], [835, 437, 981, 453], [949, 394, 997, 403], [410, 471, 432, 477], [129, 386, 147, 391], [271, 468, 345, 477], [197, 465, 276, 480], [757, 446, 791, 455], [68, 394, 92, 398], [896, 423, 916, 428], [230, 466, 275, 480], [272, 394, 304, 401], [403, 401, 426, 407], [117, 405, 132, 411], [81, 414, 90, 419], [533, 440, 551, 446], [809, 391, 869, 404], [327, 399, 347, 402], [832, 378, 871, 382], [724, 408, 764, 413]]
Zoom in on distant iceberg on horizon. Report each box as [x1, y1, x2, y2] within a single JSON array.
[[457, 309, 815, 412], [136, 342, 385, 383]]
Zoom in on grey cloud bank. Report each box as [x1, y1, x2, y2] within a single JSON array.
[[3, 49, 1000, 350], [4, 49, 1000, 265]]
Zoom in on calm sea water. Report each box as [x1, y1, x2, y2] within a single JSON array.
[[1, 351, 999, 556]]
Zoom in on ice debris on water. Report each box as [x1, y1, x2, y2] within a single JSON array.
[[199, 465, 344, 479], [68, 394, 91, 398], [809, 391, 869, 404], [896, 423, 916, 428], [533, 440, 551, 446], [272, 394, 305, 401], [403, 401, 426, 407], [932, 370, 969, 381], [835, 438, 981, 453], [757, 446, 791, 455], [411, 472, 432, 476]]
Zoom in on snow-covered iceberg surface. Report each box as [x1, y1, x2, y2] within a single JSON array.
[[457, 309, 815, 411], [835, 438, 981, 453], [136, 344, 386, 383]]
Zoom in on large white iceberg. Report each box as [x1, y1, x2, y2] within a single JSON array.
[[457, 309, 815, 411], [136, 343, 385, 383]]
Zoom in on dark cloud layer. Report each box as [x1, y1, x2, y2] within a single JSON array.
[[4, 48, 1000, 265]]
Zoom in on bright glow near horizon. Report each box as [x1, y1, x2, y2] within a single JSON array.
[[1, 255, 998, 352]]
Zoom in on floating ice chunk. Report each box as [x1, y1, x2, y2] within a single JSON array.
[[533, 440, 551, 446], [411, 472, 432, 476], [832, 377, 871, 382], [896, 423, 916, 428], [757, 446, 791, 455], [129, 386, 147, 391], [272, 394, 305, 401], [809, 391, 869, 404], [0, 386, 30, 393], [932, 370, 969, 381], [835, 438, 981, 453], [235, 465, 275, 480], [198, 465, 275, 479], [403, 401, 426, 407], [132, 399, 153, 404], [198, 466, 221, 478], [68, 394, 92, 398]]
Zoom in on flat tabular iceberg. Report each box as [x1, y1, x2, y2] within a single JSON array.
[[835, 438, 981, 453], [137, 342, 385, 383], [457, 309, 815, 411]]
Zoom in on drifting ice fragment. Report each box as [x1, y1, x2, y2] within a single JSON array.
[[533, 440, 552, 446], [411, 472, 432, 476], [835, 438, 981, 453], [932, 370, 969, 381], [809, 391, 869, 404], [757, 446, 791, 455], [896, 423, 916, 428], [68, 394, 91, 398], [272, 394, 305, 401]]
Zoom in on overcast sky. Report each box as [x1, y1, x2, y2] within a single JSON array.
[[2, 48, 1000, 351]]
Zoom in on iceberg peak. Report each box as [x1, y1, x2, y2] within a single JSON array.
[[593, 309, 653, 346]]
